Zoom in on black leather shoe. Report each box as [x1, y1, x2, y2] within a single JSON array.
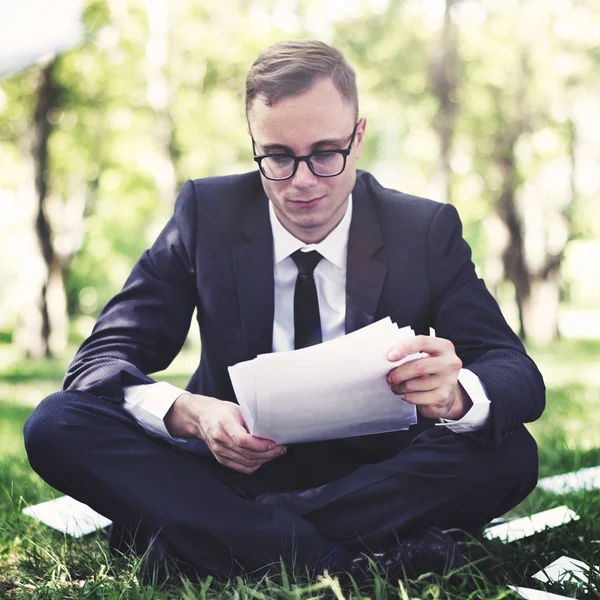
[[141, 533, 202, 586], [107, 522, 152, 556], [350, 527, 465, 582], [142, 533, 172, 585]]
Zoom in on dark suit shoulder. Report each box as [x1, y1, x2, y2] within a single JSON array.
[[354, 170, 452, 237], [356, 170, 445, 213], [172, 171, 263, 218], [189, 171, 263, 204], [173, 171, 266, 244]]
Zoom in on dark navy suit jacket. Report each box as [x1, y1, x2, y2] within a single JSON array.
[[63, 170, 545, 447]]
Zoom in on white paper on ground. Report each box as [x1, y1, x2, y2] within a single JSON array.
[[23, 495, 112, 537], [483, 506, 579, 543], [538, 465, 600, 495], [229, 318, 420, 444], [532, 556, 599, 588], [509, 585, 576, 600]]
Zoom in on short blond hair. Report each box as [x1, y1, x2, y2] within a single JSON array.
[[246, 40, 358, 119]]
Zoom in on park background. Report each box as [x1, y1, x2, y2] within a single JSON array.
[[0, 0, 599, 598]]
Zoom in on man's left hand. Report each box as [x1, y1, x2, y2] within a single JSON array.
[[386, 335, 472, 420]]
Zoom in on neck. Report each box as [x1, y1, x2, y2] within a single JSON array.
[[274, 199, 349, 245]]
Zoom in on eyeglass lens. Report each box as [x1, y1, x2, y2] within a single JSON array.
[[261, 152, 345, 180]]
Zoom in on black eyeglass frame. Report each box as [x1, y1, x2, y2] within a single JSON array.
[[251, 122, 359, 181]]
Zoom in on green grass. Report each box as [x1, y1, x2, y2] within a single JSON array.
[[0, 338, 599, 598]]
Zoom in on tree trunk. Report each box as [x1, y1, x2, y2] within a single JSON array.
[[144, 0, 177, 204], [430, 0, 459, 204], [495, 131, 529, 340], [517, 119, 574, 344], [30, 59, 67, 358], [490, 49, 572, 344]]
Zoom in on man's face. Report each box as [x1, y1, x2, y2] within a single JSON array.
[[247, 77, 366, 244]]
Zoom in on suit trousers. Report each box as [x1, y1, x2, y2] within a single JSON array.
[[23, 390, 538, 578]]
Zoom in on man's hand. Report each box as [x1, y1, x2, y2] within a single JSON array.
[[386, 335, 472, 420], [164, 394, 287, 475]]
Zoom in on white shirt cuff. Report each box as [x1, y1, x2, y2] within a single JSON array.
[[123, 381, 190, 440], [436, 368, 491, 433]]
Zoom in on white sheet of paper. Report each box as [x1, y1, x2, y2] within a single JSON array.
[[509, 585, 576, 600], [23, 495, 111, 537], [538, 466, 600, 495], [483, 506, 579, 543], [532, 556, 599, 588], [230, 357, 256, 432], [229, 318, 419, 443]]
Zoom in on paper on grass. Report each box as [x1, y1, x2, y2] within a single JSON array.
[[229, 318, 420, 444], [23, 495, 111, 537], [532, 556, 599, 589], [538, 466, 600, 495], [509, 585, 576, 600], [483, 506, 579, 543]]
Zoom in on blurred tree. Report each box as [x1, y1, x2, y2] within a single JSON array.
[[31, 58, 66, 357], [430, 0, 460, 205], [2, 0, 600, 356], [1, 57, 74, 358], [458, 0, 596, 344], [142, 0, 176, 204], [332, 1, 437, 195]]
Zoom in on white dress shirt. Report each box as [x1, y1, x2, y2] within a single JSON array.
[[124, 195, 491, 440]]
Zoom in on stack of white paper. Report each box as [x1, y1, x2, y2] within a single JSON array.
[[23, 495, 111, 537], [483, 506, 580, 543], [228, 318, 420, 444], [509, 585, 576, 600], [532, 556, 599, 589], [538, 466, 600, 495]]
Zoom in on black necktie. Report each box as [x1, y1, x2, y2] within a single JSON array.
[[291, 250, 323, 349]]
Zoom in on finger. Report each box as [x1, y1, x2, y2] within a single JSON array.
[[215, 441, 287, 465], [387, 355, 459, 385], [216, 455, 260, 475], [214, 450, 256, 470], [399, 386, 455, 407], [225, 419, 279, 453], [208, 439, 265, 470], [387, 335, 456, 362], [215, 446, 286, 473], [390, 374, 444, 395], [209, 425, 286, 461], [224, 432, 287, 460]]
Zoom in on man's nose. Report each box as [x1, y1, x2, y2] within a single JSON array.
[[291, 159, 318, 188]]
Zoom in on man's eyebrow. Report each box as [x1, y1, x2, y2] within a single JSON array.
[[260, 143, 293, 154], [259, 137, 348, 155], [311, 137, 348, 150]]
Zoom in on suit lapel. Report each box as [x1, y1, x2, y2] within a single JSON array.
[[231, 189, 275, 360], [231, 174, 387, 355], [345, 177, 387, 334]]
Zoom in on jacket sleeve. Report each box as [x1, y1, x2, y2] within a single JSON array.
[[62, 180, 199, 400], [426, 202, 545, 446]]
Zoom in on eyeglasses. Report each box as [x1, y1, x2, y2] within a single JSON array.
[[252, 122, 359, 181]]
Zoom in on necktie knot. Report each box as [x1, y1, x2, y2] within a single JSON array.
[[291, 250, 322, 276]]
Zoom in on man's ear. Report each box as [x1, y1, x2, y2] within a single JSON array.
[[354, 117, 367, 159]]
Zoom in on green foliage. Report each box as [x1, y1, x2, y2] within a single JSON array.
[[2, 0, 600, 329]]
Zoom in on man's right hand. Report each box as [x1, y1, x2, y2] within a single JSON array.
[[164, 393, 286, 475]]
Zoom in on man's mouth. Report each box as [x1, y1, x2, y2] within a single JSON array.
[[288, 195, 325, 207]]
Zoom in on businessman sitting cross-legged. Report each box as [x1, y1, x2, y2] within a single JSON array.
[[23, 40, 545, 584]]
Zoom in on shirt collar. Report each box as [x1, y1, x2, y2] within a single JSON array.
[[269, 195, 352, 270]]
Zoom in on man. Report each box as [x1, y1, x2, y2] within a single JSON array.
[[24, 40, 545, 584]]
